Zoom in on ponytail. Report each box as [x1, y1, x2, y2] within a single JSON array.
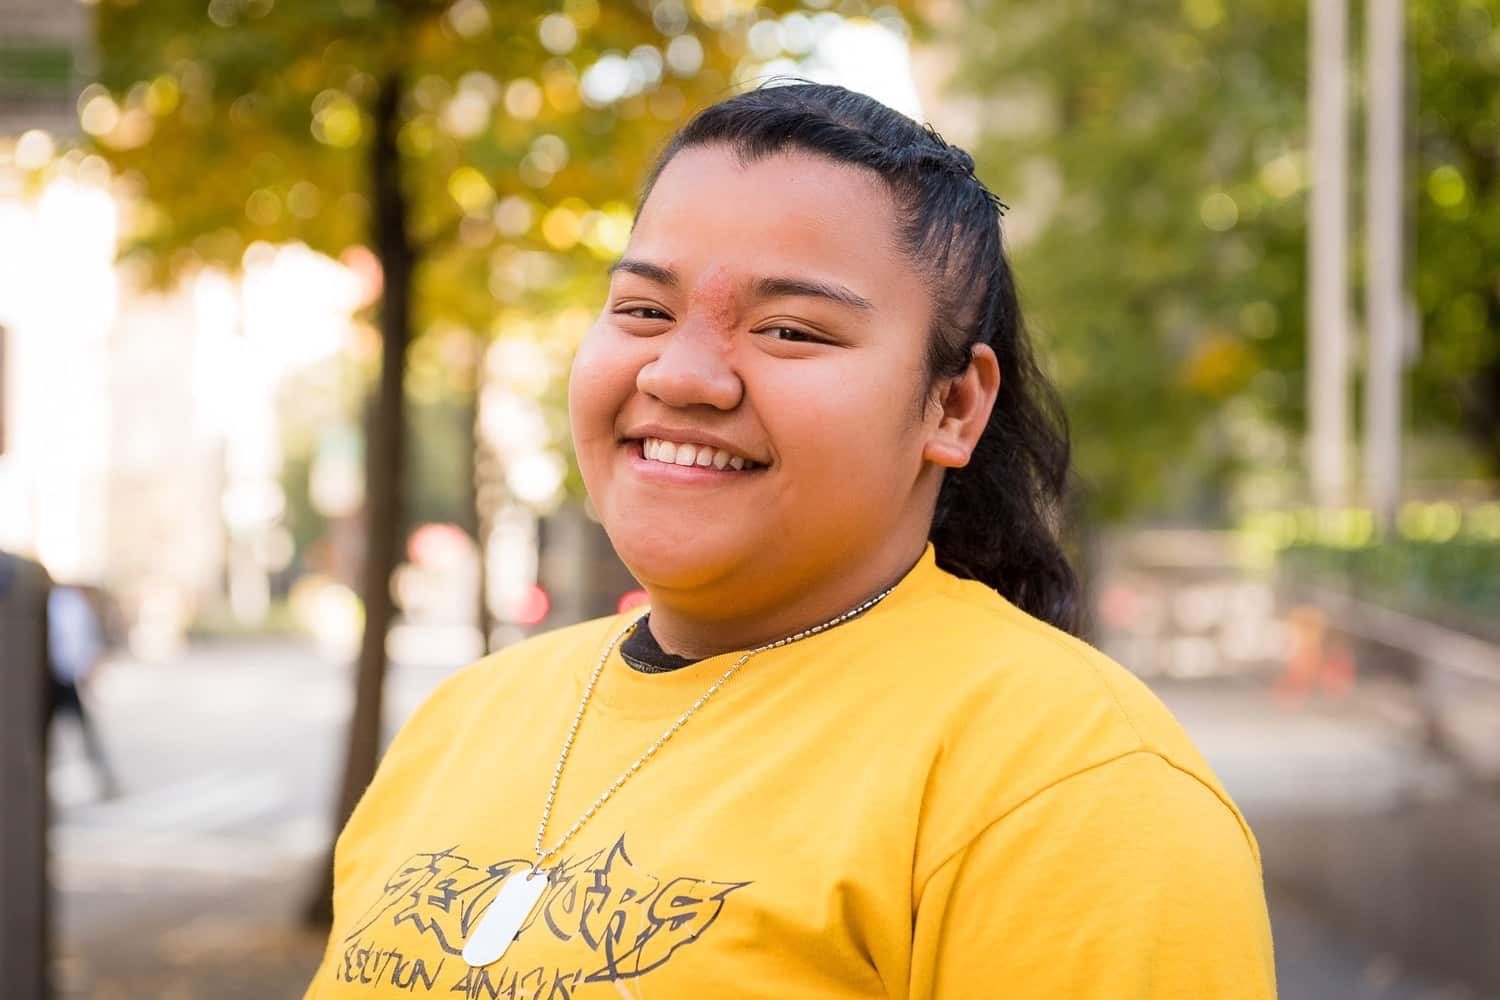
[[926, 249, 1082, 634]]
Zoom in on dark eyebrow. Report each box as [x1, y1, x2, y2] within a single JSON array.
[[753, 276, 873, 312], [609, 259, 873, 312], [608, 258, 678, 287]]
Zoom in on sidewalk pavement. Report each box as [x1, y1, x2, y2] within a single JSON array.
[[55, 863, 325, 1000], [1156, 678, 1500, 998]]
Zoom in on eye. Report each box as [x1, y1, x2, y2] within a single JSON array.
[[761, 326, 825, 344], [616, 305, 671, 321]]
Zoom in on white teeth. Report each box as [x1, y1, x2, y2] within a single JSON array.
[[640, 437, 757, 471]]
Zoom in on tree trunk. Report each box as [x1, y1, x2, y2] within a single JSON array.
[[304, 69, 412, 926], [460, 336, 495, 654], [1465, 293, 1500, 476]]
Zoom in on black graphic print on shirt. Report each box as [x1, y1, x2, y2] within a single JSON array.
[[331, 835, 750, 997]]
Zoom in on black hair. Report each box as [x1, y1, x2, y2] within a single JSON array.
[[639, 82, 1082, 635]]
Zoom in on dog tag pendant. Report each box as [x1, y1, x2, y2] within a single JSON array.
[[462, 868, 549, 968]]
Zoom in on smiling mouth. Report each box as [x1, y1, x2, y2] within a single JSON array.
[[633, 437, 765, 471]]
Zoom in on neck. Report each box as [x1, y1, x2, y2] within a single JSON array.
[[641, 538, 927, 660]]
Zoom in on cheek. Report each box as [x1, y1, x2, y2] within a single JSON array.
[[760, 359, 927, 478], [568, 324, 633, 449]]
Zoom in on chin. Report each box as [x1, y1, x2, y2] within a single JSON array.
[[605, 523, 745, 596]]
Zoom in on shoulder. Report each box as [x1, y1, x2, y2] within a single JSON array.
[[886, 572, 1255, 870], [409, 613, 632, 715], [892, 572, 1202, 763], [337, 614, 633, 853], [378, 613, 632, 759]]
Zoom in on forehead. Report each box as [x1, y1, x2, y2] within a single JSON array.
[[629, 146, 908, 294]]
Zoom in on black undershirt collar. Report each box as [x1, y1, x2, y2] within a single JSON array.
[[620, 616, 702, 674], [618, 560, 915, 674]]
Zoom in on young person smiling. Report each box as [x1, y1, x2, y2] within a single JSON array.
[[306, 84, 1276, 999]]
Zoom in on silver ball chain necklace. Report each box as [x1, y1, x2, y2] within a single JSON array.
[[460, 582, 900, 968]]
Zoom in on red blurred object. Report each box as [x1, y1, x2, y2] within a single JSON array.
[[340, 244, 383, 307], [617, 589, 650, 614], [1098, 584, 1139, 630], [407, 523, 471, 568], [513, 585, 551, 627]]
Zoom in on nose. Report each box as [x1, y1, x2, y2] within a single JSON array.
[[635, 325, 743, 411]]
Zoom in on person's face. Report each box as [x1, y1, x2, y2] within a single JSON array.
[[568, 146, 946, 603]]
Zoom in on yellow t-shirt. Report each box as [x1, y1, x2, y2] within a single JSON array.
[[306, 546, 1275, 998]]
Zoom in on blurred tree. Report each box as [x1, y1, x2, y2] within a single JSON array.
[[88, 0, 919, 922], [1409, 1, 1500, 477], [954, 0, 1499, 519]]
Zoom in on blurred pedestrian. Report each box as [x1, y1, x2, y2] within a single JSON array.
[[47, 582, 119, 799], [307, 84, 1275, 998]]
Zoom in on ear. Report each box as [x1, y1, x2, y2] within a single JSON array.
[[922, 343, 1000, 469]]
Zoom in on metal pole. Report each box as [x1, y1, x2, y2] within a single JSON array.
[[0, 552, 53, 999], [1308, 0, 1351, 509], [1365, 0, 1405, 530]]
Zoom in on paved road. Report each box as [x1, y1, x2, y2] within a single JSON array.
[[48, 638, 1496, 998]]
